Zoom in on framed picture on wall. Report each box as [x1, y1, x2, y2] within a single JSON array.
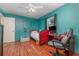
[[46, 14, 56, 34]]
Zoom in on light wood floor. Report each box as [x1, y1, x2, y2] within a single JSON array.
[[3, 40, 64, 56]]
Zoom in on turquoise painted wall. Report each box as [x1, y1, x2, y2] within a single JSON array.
[[39, 4, 79, 53], [0, 10, 38, 41]]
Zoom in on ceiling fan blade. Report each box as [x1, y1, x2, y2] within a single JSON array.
[[28, 3, 43, 9], [28, 3, 35, 8], [33, 6, 43, 8], [18, 6, 29, 9]]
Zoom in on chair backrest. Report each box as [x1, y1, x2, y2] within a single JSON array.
[[67, 28, 73, 37], [61, 28, 73, 45], [61, 35, 69, 44]]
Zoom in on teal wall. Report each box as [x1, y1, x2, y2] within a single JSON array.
[[38, 4, 79, 53], [0, 10, 38, 41]]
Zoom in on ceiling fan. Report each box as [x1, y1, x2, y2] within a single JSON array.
[[19, 3, 43, 13]]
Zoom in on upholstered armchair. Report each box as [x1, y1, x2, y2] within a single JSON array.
[[48, 28, 74, 56]]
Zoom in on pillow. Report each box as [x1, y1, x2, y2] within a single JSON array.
[[59, 32, 67, 39], [64, 32, 67, 35], [61, 35, 69, 44]]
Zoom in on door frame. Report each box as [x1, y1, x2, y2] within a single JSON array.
[[0, 25, 4, 56]]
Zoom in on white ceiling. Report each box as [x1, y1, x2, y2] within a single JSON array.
[[0, 3, 65, 19]]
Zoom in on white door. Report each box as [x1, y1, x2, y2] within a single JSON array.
[[1, 17, 15, 43]]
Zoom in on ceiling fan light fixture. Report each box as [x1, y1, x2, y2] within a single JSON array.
[[28, 8, 36, 12]]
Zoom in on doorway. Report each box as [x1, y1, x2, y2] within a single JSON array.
[[1, 17, 15, 43]]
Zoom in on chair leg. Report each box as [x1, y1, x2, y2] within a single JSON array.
[[64, 50, 69, 56], [54, 48, 62, 56], [49, 48, 64, 56]]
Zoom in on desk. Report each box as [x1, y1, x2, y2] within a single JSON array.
[[48, 34, 60, 41]]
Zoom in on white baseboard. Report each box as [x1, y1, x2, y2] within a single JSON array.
[[3, 40, 15, 43]]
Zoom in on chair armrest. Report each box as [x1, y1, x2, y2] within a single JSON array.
[[52, 40, 61, 43], [52, 40, 64, 46]]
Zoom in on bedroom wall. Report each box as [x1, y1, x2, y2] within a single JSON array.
[[0, 10, 38, 41], [38, 3, 79, 53]]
